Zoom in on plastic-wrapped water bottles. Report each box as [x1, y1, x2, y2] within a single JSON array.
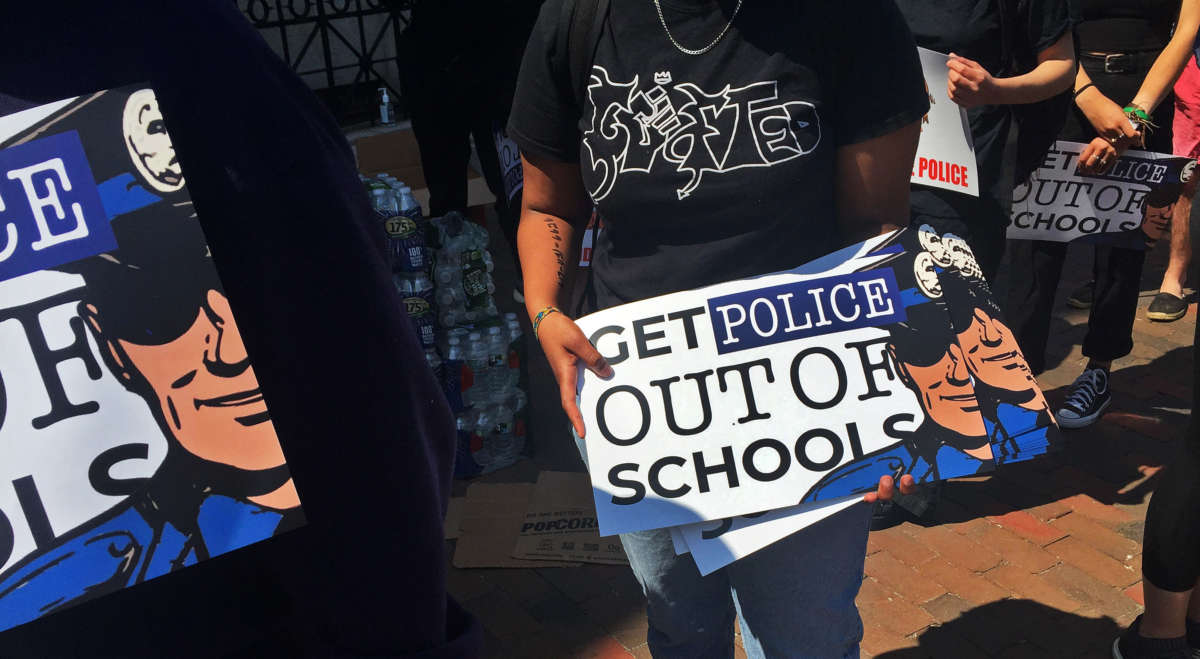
[[370, 186, 398, 217], [431, 212, 499, 328]]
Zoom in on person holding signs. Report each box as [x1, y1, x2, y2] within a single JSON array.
[[896, 0, 1075, 280], [508, 0, 927, 655], [1007, 0, 1200, 430]]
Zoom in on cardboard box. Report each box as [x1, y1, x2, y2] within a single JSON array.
[[512, 471, 627, 565], [352, 126, 496, 215], [453, 482, 580, 569]]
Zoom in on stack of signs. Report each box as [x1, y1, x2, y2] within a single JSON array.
[[911, 48, 979, 198], [573, 227, 1057, 574], [0, 89, 303, 630], [1009, 140, 1196, 247]]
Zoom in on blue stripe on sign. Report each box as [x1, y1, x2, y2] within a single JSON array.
[[706, 267, 906, 355], [97, 173, 162, 219], [899, 287, 933, 309]]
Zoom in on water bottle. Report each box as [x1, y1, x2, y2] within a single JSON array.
[[413, 275, 438, 349], [397, 274, 436, 349], [490, 402, 516, 468], [424, 348, 444, 384], [453, 413, 483, 478], [485, 326, 508, 396], [443, 337, 467, 413], [504, 314, 524, 388], [472, 406, 495, 471], [379, 87, 394, 125], [464, 332, 488, 407]]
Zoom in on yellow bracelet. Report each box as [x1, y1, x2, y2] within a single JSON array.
[[532, 306, 561, 340]]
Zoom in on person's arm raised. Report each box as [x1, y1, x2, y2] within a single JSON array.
[[834, 119, 921, 501], [518, 152, 613, 438], [947, 30, 1076, 108]]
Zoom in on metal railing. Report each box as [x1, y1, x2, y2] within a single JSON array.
[[236, 0, 413, 125]]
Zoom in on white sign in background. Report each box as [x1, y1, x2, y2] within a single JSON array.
[[574, 236, 926, 536], [0, 271, 166, 574], [911, 48, 979, 197]]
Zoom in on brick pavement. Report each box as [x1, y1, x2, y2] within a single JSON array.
[[449, 220, 1196, 657]]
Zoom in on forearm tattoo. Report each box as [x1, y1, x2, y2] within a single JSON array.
[[543, 216, 568, 285]]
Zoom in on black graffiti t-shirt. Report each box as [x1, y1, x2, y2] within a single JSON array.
[[509, 0, 929, 310]]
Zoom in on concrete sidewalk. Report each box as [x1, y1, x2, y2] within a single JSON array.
[[447, 214, 1196, 658]]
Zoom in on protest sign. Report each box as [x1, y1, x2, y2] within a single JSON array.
[[512, 471, 627, 565], [640, 227, 1058, 566], [678, 496, 861, 575], [0, 88, 304, 632], [574, 227, 1048, 537], [911, 48, 979, 197], [1008, 140, 1195, 247]]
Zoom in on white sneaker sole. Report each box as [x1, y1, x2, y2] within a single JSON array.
[[1057, 397, 1111, 429]]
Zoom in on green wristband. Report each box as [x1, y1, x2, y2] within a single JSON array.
[[1124, 106, 1150, 122]]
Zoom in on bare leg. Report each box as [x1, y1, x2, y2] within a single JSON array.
[[1158, 186, 1194, 298], [1188, 577, 1200, 623], [1140, 580, 1192, 638]]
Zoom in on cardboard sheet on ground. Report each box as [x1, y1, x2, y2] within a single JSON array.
[[454, 482, 580, 568], [512, 471, 627, 565], [911, 48, 979, 197], [0, 88, 305, 632], [677, 496, 862, 575], [575, 227, 1054, 536], [1008, 140, 1195, 247]]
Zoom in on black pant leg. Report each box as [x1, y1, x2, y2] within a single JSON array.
[[1144, 319, 1200, 593], [1005, 239, 1069, 375], [473, 118, 523, 276], [410, 102, 471, 216], [1082, 245, 1146, 362]]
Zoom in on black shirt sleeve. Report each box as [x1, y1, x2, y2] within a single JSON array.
[[829, 0, 930, 146], [1028, 0, 1072, 54], [508, 0, 582, 163]]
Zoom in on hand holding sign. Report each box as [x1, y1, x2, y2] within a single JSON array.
[[912, 48, 980, 196], [537, 310, 612, 438], [946, 54, 998, 109]]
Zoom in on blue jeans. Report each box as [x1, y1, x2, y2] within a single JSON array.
[[574, 432, 871, 658]]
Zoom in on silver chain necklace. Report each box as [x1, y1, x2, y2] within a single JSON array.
[[653, 0, 744, 56]]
